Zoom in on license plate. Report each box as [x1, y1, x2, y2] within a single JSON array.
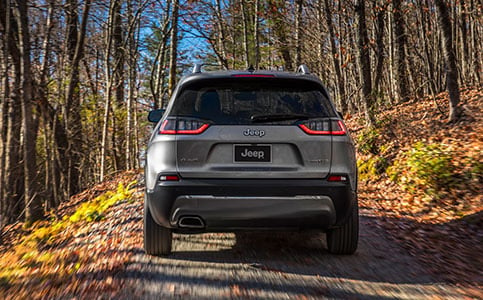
[[234, 145, 271, 163]]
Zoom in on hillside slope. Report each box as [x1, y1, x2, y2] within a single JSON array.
[[346, 87, 482, 285], [0, 171, 143, 298]]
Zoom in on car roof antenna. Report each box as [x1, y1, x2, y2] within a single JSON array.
[[247, 65, 255, 72]]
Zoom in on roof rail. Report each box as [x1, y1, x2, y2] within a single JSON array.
[[297, 64, 310, 74], [192, 63, 203, 74]]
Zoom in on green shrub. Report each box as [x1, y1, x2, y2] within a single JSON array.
[[387, 142, 455, 197], [358, 155, 388, 181], [357, 126, 380, 155]]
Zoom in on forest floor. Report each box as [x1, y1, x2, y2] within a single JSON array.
[[346, 87, 482, 287], [0, 88, 481, 299]]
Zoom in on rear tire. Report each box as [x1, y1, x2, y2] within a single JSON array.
[[144, 195, 172, 256], [327, 203, 359, 254]]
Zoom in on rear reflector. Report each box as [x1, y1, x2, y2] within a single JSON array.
[[159, 175, 180, 181], [328, 175, 348, 182], [232, 74, 275, 78], [159, 119, 209, 135], [298, 120, 347, 135]]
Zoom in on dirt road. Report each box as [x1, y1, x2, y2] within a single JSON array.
[[118, 206, 465, 299]]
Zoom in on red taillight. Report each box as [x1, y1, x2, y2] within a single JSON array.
[[331, 120, 347, 135], [159, 120, 177, 134], [159, 175, 179, 181], [298, 124, 331, 135], [159, 119, 209, 135], [298, 120, 347, 135], [232, 74, 275, 78], [327, 175, 348, 182]]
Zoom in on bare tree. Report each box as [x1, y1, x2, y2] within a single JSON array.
[[64, 0, 91, 196], [14, 0, 43, 223], [434, 0, 463, 123], [392, 0, 410, 102], [356, 0, 375, 125], [323, 0, 347, 113], [168, 0, 179, 96]]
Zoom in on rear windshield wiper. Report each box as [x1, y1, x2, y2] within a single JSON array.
[[250, 113, 312, 123]]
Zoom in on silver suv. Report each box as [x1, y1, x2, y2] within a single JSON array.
[[144, 65, 358, 256]]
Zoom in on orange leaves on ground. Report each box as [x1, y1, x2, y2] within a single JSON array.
[[349, 87, 483, 286]]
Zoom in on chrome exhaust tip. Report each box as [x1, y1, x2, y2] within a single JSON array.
[[178, 216, 205, 228]]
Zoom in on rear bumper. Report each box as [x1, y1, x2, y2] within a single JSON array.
[[146, 178, 356, 232]]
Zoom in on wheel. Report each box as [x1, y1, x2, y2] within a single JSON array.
[[326, 203, 359, 254], [144, 195, 172, 256]]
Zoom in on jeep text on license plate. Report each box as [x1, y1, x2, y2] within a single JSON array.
[[233, 145, 272, 163]]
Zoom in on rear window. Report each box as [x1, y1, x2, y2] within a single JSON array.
[[169, 78, 336, 125]]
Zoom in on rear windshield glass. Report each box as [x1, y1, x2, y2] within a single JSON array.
[[169, 78, 336, 125]]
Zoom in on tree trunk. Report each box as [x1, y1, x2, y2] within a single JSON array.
[[149, 1, 171, 108], [374, 2, 385, 94], [112, 0, 125, 172], [240, 0, 250, 68], [168, 0, 179, 97], [0, 0, 12, 230], [434, 0, 462, 123], [294, 0, 304, 67], [100, 0, 116, 182], [15, 0, 43, 223], [324, 0, 347, 114], [393, 0, 410, 102], [64, 0, 91, 196], [356, 0, 375, 125], [215, 0, 229, 69], [126, 0, 136, 170], [253, 0, 260, 69]]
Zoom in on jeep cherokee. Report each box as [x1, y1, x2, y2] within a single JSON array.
[[144, 64, 358, 256]]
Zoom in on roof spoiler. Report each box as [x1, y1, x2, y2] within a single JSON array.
[[191, 63, 311, 74]]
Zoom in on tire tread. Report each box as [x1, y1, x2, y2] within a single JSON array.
[[144, 197, 172, 256], [327, 204, 359, 254]]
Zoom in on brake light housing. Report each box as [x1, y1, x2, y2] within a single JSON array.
[[299, 120, 347, 135], [159, 119, 209, 135], [159, 174, 180, 181], [327, 175, 348, 182]]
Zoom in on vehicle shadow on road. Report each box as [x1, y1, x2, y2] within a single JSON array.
[[161, 215, 442, 285]]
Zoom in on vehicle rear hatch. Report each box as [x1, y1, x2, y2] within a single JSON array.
[[165, 76, 342, 179]]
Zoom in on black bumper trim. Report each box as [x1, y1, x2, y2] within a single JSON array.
[[146, 178, 356, 231]]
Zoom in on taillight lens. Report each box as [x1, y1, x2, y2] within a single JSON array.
[[298, 120, 347, 135], [159, 174, 180, 181], [327, 175, 348, 182], [159, 119, 209, 135]]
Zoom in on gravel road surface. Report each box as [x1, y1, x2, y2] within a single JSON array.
[[120, 208, 465, 299]]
